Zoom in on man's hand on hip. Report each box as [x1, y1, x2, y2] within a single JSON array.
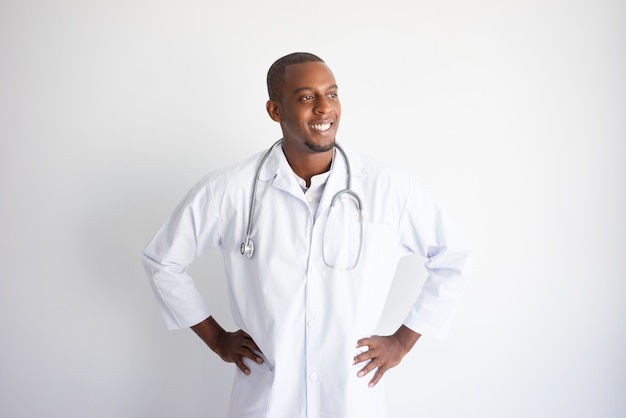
[[191, 316, 263, 375], [353, 325, 421, 387]]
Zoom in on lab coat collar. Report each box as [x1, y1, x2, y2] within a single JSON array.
[[257, 140, 368, 203], [257, 140, 368, 182], [257, 141, 285, 183]]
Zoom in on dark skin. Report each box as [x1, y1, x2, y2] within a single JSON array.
[[191, 316, 263, 375], [266, 61, 341, 186], [192, 61, 421, 386]]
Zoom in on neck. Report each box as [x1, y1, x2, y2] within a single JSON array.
[[281, 146, 333, 188]]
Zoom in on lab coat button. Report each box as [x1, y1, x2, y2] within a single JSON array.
[[307, 319, 316, 328], [309, 372, 318, 381]]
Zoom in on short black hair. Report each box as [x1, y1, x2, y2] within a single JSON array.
[[266, 52, 325, 101]]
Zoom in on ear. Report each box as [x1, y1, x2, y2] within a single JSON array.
[[266, 99, 282, 123]]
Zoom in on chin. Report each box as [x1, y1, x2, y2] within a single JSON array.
[[305, 139, 335, 153]]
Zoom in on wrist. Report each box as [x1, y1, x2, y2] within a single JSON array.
[[191, 316, 228, 355], [393, 325, 421, 354]]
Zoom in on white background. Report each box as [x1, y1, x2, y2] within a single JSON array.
[[1, 1, 624, 417]]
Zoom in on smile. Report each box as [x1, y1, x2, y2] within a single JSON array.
[[310, 122, 332, 132]]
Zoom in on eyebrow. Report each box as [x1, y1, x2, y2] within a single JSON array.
[[292, 84, 339, 95]]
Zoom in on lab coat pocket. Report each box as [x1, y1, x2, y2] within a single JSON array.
[[322, 195, 364, 270], [351, 221, 398, 288], [227, 359, 275, 418], [363, 221, 396, 255], [323, 219, 395, 272], [322, 220, 362, 270]]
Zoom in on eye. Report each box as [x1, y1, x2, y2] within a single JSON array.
[[328, 92, 339, 100], [300, 95, 314, 102]]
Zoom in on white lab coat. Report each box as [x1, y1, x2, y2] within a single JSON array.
[[142, 143, 471, 418]]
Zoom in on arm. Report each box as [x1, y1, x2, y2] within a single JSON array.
[[141, 179, 222, 330], [353, 325, 421, 387], [353, 179, 470, 387], [191, 316, 264, 375], [142, 173, 266, 373]]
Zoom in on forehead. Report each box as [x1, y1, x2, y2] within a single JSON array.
[[281, 61, 337, 93]]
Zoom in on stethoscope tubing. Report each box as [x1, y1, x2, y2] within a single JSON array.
[[241, 139, 282, 257], [240, 139, 363, 264]]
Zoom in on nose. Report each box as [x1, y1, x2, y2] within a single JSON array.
[[314, 96, 331, 115]]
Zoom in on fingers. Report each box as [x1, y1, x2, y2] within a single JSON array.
[[353, 349, 373, 366], [239, 345, 264, 365], [238, 334, 264, 364], [355, 355, 387, 388], [354, 335, 400, 388], [356, 357, 380, 378], [355, 337, 371, 349], [354, 341, 382, 383], [233, 349, 262, 375], [243, 334, 262, 355], [229, 331, 264, 375], [234, 355, 251, 375], [353, 335, 380, 367], [368, 368, 385, 388]]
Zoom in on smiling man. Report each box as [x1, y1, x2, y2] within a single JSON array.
[[142, 52, 471, 418]]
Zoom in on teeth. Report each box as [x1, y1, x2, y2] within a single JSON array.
[[310, 123, 331, 131]]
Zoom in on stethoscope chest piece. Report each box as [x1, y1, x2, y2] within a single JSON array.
[[240, 239, 254, 258]]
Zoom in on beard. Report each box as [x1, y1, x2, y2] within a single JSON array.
[[304, 139, 335, 153]]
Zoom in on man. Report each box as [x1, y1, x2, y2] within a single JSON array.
[[142, 52, 471, 418]]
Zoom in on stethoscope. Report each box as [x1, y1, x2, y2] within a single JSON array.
[[240, 139, 364, 268]]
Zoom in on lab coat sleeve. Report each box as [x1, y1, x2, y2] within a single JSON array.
[[399, 179, 472, 338], [141, 177, 222, 330]]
